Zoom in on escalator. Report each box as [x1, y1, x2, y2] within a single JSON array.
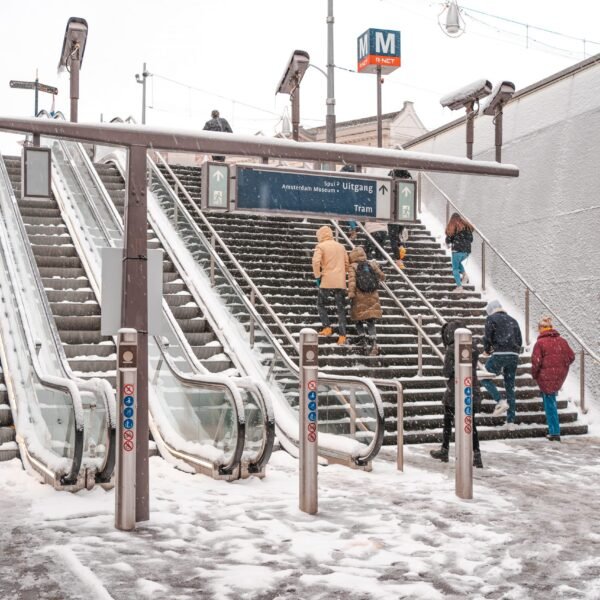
[[0, 152, 115, 488], [42, 130, 273, 478]]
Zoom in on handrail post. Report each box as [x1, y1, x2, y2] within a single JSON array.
[[417, 314, 423, 377], [417, 172, 422, 215], [580, 349, 587, 414], [349, 388, 357, 437], [396, 384, 404, 472], [481, 240, 486, 291], [525, 288, 530, 346], [445, 199, 450, 225], [249, 289, 256, 348], [210, 235, 216, 287]]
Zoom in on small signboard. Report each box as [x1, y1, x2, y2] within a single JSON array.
[[234, 166, 392, 221], [394, 179, 417, 222], [357, 28, 401, 74], [202, 162, 229, 209], [21, 147, 51, 199]]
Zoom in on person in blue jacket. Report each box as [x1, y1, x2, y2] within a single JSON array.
[[445, 212, 474, 294]]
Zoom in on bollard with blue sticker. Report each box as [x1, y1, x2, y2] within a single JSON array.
[[115, 329, 138, 530], [454, 327, 473, 500], [299, 328, 319, 515]]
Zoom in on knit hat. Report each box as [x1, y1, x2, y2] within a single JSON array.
[[538, 316, 553, 329], [485, 299, 503, 315]]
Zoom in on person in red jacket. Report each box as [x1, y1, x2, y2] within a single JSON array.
[[531, 316, 575, 441]]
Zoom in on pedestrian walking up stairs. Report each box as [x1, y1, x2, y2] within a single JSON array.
[[156, 162, 588, 445]]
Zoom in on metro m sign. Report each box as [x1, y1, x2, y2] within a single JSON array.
[[357, 28, 401, 74]]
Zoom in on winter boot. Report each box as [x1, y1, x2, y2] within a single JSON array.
[[319, 327, 333, 336], [430, 446, 449, 462], [368, 339, 381, 356], [461, 271, 470, 284], [399, 245, 407, 260], [473, 450, 483, 468], [395, 259, 405, 270], [337, 335, 347, 346]]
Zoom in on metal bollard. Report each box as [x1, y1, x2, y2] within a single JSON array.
[[454, 327, 473, 500], [299, 328, 319, 515], [115, 329, 138, 530]]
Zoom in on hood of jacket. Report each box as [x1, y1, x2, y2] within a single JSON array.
[[441, 320, 467, 347], [349, 246, 367, 263], [316, 225, 333, 243], [538, 329, 560, 340]]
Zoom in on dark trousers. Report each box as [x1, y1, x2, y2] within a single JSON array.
[[317, 288, 347, 335], [355, 319, 377, 341], [366, 230, 387, 260], [442, 404, 480, 452], [387, 224, 405, 261]]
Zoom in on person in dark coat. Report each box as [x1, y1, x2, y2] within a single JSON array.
[[445, 212, 474, 294], [480, 299, 523, 429], [347, 246, 385, 355], [430, 320, 483, 468], [203, 109, 232, 162], [387, 169, 410, 269], [531, 316, 575, 441]]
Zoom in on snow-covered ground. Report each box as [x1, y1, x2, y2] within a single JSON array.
[[1, 437, 600, 600]]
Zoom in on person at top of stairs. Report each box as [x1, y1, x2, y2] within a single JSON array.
[[430, 320, 484, 468], [312, 225, 350, 345], [387, 169, 411, 270], [364, 221, 388, 261], [203, 109, 232, 162], [445, 212, 474, 294], [347, 246, 386, 356], [531, 316, 575, 442]]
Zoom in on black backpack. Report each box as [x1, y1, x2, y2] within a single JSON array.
[[355, 261, 379, 293]]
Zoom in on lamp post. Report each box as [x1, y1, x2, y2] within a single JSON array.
[[135, 63, 151, 125], [326, 0, 336, 143], [58, 17, 88, 123]]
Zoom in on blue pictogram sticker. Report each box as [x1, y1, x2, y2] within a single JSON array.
[[124, 407, 134, 418], [308, 412, 317, 422], [464, 406, 472, 416], [464, 387, 472, 396], [308, 401, 317, 411], [308, 391, 317, 401], [123, 396, 134, 407], [464, 396, 472, 406], [124, 419, 134, 429]]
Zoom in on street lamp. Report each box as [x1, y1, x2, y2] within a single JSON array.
[[276, 50, 310, 141], [135, 63, 151, 125], [439, 1, 466, 37], [58, 17, 88, 123], [482, 81, 515, 162], [441, 79, 492, 159]]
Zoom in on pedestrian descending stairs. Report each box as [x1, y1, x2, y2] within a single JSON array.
[[155, 163, 588, 444], [2, 156, 117, 389], [93, 162, 234, 374]]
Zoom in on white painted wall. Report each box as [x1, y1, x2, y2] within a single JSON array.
[[409, 60, 600, 406]]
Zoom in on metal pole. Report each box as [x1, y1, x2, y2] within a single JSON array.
[[115, 329, 138, 531], [417, 172, 422, 214], [291, 78, 300, 142], [34, 71, 39, 117], [580, 350, 586, 414], [299, 328, 318, 514], [70, 54, 80, 123], [142, 62, 147, 125], [481, 240, 486, 291], [326, 0, 336, 143], [376, 66, 383, 148], [210, 235, 216, 286], [122, 144, 149, 522], [417, 314, 423, 377], [249, 288, 256, 347], [494, 109, 503, 162], [466, 102, 474, 159], [396, 386, 404, 472], [454, 327, 473, 500], [446, 200, 450, 225], [525, 288, 530, 346]]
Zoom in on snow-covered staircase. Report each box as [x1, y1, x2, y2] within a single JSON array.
[[0, 363, 17, 461], [158, 163, 587, 444]]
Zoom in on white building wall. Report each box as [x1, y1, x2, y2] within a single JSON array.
[[409, 60, 600, 405]]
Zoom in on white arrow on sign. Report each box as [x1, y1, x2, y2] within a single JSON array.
[[213, 170, 224, 181], [401, 186, 411, 197]]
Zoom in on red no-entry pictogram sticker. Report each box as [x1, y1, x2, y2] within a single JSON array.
[[123, 440, 134, 452], [307, 380, 317, 391], [463, 377, 472, 387], [123, 430, 134, 441], [123, 384, 134, 395], [308, 423, 317, 433], [307, 432, 317, 443]]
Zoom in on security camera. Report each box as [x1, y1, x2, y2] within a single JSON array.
[[276, 50, 310, 95], [440, 79, 492, 111], [482, 81, 515, 115], [58, 17, 88, 69]]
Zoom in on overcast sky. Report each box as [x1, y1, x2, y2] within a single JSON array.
[[1, 0, 600, 144]]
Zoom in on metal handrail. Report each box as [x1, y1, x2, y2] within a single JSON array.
[[151, 154, 386, 466], [48, 138, 248, 477], [330, 220, 445, 363], [0, 152, 86, 486]]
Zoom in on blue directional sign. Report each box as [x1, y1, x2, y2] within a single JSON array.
[[235, 166, 392, 220]]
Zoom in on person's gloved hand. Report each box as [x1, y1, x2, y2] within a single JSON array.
[[314, 278, 321, 287]]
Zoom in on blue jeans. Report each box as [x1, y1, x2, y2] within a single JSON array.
[[451, 252, 469, 286], [481, 354, 519, 423], [542, 393, 560, 436]]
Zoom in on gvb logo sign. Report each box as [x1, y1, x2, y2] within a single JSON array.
[[357, 28, 401, 74]]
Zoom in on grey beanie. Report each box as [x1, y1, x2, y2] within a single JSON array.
[[485, 299, 503, 315]]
